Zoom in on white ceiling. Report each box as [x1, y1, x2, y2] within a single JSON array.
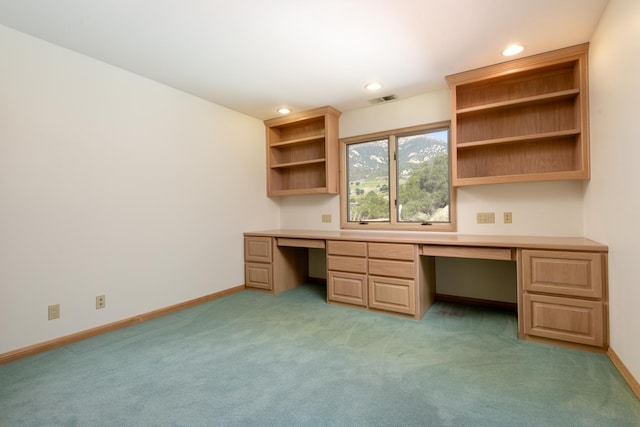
[[0, 0, 609, 120]]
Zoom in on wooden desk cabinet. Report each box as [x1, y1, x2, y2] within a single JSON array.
[[244, 230, 608, 352], [244, 236, 309, 295], [326, 241, 431, 319], [520, 249, 607, 348], [327, 240, 368, 307], [244, 236, 273, 291], [368, 243, 418, 316]]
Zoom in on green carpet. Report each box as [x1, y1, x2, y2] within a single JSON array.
[[1, 283, 639, 426]]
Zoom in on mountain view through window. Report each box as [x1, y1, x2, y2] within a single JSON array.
[[346, 128, 450, 225]]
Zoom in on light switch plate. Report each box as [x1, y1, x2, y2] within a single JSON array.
[[476, 212, 495, 224], [48, 304, 60, 320]]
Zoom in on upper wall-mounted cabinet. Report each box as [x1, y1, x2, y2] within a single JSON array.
[[264, 106, 341, 197], [446, 43, 590, 186]]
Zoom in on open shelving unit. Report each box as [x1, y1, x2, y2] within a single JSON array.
[[265, 106, 341, 196], [446, 43, 590, 186]]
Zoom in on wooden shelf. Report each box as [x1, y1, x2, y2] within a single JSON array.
[[456, 89, 579, 115], [268, 186, 330, 197], [269, 133, 325, 148], [456, 129, 580, 149], [265, 106, 341, 196], [455, 170, 587, 187], [456, 136, 584, 184], [446, 44, 590, 186], [269, 158, 326, 169]]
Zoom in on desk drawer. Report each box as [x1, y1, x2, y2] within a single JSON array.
[[327, 240, 367, 257], [245, 262, 272, 290], [277, 238, 325, 249], [422, 245, 513, 260], [522, 250, 603, 298], [327, 255, 367, 274], [368, 259, 415, 279], [368, 243, 415, 261], [523, 293, 604, 347], [244, 237, 272, 263]]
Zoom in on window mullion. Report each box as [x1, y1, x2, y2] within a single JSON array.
[[388, 136, 398, 224]]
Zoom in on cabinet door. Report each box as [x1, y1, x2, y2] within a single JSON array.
[[245, 262, 272, 290], [244, 237, 272, 263], [522, 250, 603, 298], [369, 276, 415, 315], [328, 271, 367, 307], [523, 293, 604, 347]]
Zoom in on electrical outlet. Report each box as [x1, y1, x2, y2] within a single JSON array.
[[96, 295, 106, 309], [321, 214, 332, 223], [48, 304, 60, 320], [476, 212, 495, 224], [503, 212, 513, 224]]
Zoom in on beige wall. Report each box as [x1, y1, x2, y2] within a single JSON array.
[[282, 89, 585, 237], [0, 25, 280, 354], [585, 0, 640, 384]]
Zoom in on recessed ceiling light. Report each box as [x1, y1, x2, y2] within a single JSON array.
[[502, 44, 525, 56], [277, 107, 292, 115], [365, 82, 383, 91]]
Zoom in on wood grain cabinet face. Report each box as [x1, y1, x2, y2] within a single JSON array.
[[367, 243, 417, 315], [523, 293, 604, 347], [327, 256, 367, 274], [327, 240, 368, 307], [523, 250, 603, 298], [245, 262, 273, 290], [328, 271, 367, 307], [368, 243, 414, 260], [367, 243, 416, 279], [369, 276, 415, 315], [368, 259, 415, 279], [327, 240, 367, 257], [244, 237, 272, 263], [521, 249, 607, 349], [244, 237, 273, 291]]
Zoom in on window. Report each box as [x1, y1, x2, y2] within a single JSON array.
[[340, 121, 455, 231]]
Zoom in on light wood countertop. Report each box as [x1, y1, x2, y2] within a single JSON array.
[[244, 229, 608, 252]]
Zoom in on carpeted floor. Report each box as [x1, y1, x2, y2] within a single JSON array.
[[1, 283, 639, 426]]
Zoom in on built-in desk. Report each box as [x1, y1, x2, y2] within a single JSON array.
[[244, 230, 609, 352]]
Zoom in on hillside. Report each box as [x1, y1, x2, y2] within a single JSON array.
[[347, 134, 447, 182]]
